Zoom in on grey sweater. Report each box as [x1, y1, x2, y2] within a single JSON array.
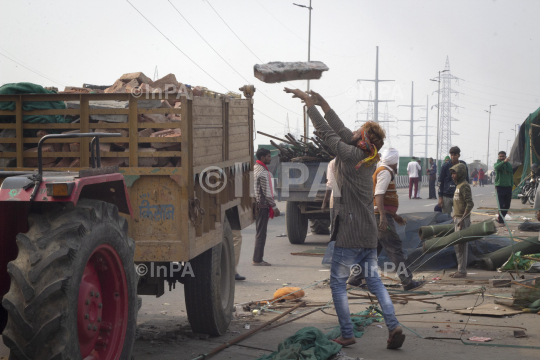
[[307, 106, 377, 249]]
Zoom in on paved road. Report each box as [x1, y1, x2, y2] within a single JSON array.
[[2, 183, 539, 359]]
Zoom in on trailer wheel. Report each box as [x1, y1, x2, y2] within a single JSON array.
[[1, 199, 138, 360], [184, 218, 235, 336], [310, 219, 331, 235], [286, 201, 308, 244]]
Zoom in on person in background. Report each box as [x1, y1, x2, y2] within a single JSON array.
[[350, 148, 425, 291], [253, 148, 280, 266], [322, 158, 337, 234], [438, 146, 469, 214], [416, 159, 423, 199], [478, 168, 485, 187], [494, 151, 513, 227], [284, 87, 405, 349], [449, 163, 474, 278], [407, 157, 421, 199], [427, 157, 438, 199], [232, 230, 245, 280], [471, 168, 479, 187], [534, 178, 540, 230], [444, 156, 450, 164]]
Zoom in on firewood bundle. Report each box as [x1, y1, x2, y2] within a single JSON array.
[[270, 132, 335, 163]]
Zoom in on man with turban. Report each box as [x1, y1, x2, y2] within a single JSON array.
[[284, 88, 405, 350], [348, 148, 424, 291]]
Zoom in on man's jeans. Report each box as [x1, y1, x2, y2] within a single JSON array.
[[330, 246, 399, 338]]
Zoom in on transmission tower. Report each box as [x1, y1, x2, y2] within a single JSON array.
[[355, 92, 374, 128], [419, 96, 434, 157], [433, 57, 461, 156], [398, 82, 423, 157], [381, 103, 394, 147], [357, 46, 394, 122]]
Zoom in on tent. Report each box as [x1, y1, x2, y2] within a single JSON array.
[[508, 106, 540, 196]]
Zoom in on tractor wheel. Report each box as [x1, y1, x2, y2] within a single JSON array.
[[286, 201, 308, 244], [310, 219, 331, 235], [184, 218, 235, 336], [1, 199, 138, 360]]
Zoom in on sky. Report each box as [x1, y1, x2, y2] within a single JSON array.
[[1, 0, 539, 168]]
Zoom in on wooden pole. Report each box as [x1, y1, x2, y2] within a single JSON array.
[[192, 301, 306, 360]]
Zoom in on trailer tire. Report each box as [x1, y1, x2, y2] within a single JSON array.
[[1, 199, 138, 360], [184, 218, 235, 336], [310, 219, 331, 235], [286, 201, 308, 244]]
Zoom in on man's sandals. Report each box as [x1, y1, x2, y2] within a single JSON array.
[[331, 337, 356, 347], [331, 326, 406, 350], [387, 326, 406, 349], [449, 272, 467, 278]]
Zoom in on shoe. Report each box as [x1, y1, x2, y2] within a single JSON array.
[[235, 273, 246, 281], [403, 280, 425, 291], [387, 326, 405, 349], [449, 272, 467, 278], [332, 336, 357, 347], [252, 261, 271, 266]]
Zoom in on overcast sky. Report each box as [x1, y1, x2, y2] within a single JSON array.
[[1, 0, 539, 166]]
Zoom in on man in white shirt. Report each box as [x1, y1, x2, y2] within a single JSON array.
[[407, 157, 421, 199]]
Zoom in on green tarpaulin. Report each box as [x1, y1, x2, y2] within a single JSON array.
[[0, 82, 69, 125], [256, 327, 342, 360], [257, 308, 384, 360]]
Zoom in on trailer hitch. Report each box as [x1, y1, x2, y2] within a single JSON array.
[[24, 132, 121, 201]]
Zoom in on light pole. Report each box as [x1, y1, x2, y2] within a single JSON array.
[[512, 123, 520, 139], [485, 104, 496, 170], [507, 139, 511, 154], [430, 69, 448, 171], [293, 1, 312, 138], [498, 131, 503, 153]]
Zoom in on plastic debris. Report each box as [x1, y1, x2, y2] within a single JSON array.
[[244, 324, 251, 330], [468, 337, 492, 342]]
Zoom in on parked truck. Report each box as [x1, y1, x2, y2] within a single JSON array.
[[276, 161, 330, 244], [0, 87, 255, 359]]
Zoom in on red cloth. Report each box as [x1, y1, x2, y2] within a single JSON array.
[[479, 169, 485, 180], [256, 160, 275, 219]]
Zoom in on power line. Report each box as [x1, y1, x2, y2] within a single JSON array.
[[254, 0, 374, 59], [167, 0, 301, 116], [0, 52, 65, 87], [125, 0, 229, 91], [127, 0, 295, 129], [206, 0, 264, 64], [458, 84, 540, 105], [461, 79, 540, 98]]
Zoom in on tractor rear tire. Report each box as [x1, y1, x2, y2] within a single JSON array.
[[286, 201, 308, 244], [1, 199, 138, 360], [184, 218, 235, 336], [310, 219, 331, 235]]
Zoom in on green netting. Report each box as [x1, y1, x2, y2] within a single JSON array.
[[255, 326, 342, 360], [0, 82, 69, 124], [324, 307, 384, 340]]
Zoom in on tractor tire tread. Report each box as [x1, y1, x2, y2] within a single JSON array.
[[2, 199, 137, 360]]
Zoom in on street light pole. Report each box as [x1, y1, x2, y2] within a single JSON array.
[[498, 131, 503, 153], [294, 1, 313, 138], [485, 104, 496, 170], [507, 139, 511, 154]]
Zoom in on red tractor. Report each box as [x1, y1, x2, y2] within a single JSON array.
[[0, 133, 139, 359]]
